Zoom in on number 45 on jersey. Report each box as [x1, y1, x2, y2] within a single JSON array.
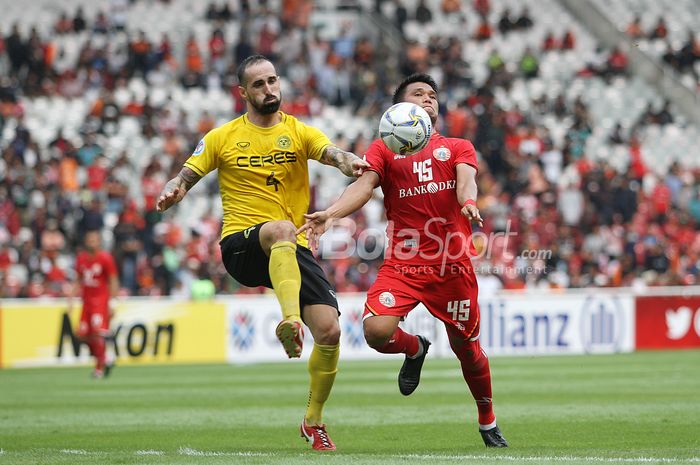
[[413, 159, 433, 182]]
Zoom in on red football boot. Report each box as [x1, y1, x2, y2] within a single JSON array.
[[300, 420, 336, 451], [275, 319, 304, 358]]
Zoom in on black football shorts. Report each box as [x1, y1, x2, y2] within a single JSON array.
[[220, 222, 338, 310]]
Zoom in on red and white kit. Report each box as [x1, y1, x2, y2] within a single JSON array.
[[364, 132, 481, 340], [75, 250, 117, 337]]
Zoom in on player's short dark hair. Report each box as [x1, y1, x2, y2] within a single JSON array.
[[237, 54, 273, 86], [392, 74, 439, 104]]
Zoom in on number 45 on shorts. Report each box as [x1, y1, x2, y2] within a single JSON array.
[[447, 299, 470, 321]]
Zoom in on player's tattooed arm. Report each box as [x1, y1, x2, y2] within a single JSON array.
[[319, 145, 370, 177], [298, 171, 380, 251], [156, 167, 202, 212], [177, 166, 202, 191]]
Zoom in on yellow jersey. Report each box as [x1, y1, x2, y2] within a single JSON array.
[[184, 112, 331, 246]]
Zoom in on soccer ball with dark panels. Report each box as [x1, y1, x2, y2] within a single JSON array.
[[378, 102, 432, 155]]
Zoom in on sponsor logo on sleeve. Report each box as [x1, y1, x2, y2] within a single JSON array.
[[193, 139, 205, 156]]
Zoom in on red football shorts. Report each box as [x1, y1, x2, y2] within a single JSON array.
[[77, 303, 110, 338], [364, 261, 481, 340]]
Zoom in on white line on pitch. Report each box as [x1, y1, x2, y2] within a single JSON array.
[[178, 447, 274, 457], [60, 449, 90, 455], [47, 448, 700, 463], [136, 449, 165, 456], [395, 454, 700, 463]]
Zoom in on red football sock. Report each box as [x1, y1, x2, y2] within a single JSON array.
[[448, 329, 496, 426], [461, 350, 496, 426], [89, 336, 106, 371], [376, 327, 420, 357]]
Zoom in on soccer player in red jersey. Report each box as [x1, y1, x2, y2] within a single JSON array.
[[300, 74, 508, 447], [69, 230, 119, 378]]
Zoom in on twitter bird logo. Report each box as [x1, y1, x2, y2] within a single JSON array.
[[666, 307, 692, 340]]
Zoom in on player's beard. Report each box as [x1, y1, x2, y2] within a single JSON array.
[[254, 94, 281, 115]]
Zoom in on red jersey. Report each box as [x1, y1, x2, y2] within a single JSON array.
[[75, 250, 117, 307], [365, 132, 478, 265]]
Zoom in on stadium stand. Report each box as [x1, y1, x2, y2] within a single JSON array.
[[1, 0, 699, 298], [589, 0, 700, 93]]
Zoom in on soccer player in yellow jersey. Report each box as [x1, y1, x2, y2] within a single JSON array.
[[156, 55, 368, 451]]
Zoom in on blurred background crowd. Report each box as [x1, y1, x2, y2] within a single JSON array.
[[1, 0, 699, 299]]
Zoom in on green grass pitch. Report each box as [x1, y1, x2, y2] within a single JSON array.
[[1, 351, 698, 465]]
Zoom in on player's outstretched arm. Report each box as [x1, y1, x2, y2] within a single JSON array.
[[156, 167, 202, 212], [456, 163, 483, 227], [319, 145, 370, 177], [298, 171, 379, 250]]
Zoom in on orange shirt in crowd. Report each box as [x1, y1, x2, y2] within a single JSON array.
[[59, 157, 79, 192], [186, 39, 203, 73]]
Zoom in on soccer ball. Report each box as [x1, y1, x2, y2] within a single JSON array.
[[378, 102, 432, 155]]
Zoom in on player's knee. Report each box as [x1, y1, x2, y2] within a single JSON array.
[[453, 339, 486, 370], [268, 221, 297, 243], [363, 323, 393, 350], [364, 336, 387, 351], [463, 348, 483, 368], [313, 319, 341, 345]]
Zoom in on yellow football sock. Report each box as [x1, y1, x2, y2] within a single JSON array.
[[269, 241, 302, 322], [305, 343, 340, 425]]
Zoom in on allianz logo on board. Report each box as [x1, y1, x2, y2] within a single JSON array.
[[580, 296, 625, 353], [480, 300, 570, 350], [478, 297, 626, 354]]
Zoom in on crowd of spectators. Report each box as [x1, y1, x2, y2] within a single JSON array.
[[622, 14, 700, 90], [0, 0, 698, 300], [659, 31, 700, 87]]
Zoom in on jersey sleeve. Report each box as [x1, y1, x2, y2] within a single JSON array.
[[184, 128, 220, 176], [452, 139, 478, 172], [301, 123, 332, 161], [364, 139, 388, 183]]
